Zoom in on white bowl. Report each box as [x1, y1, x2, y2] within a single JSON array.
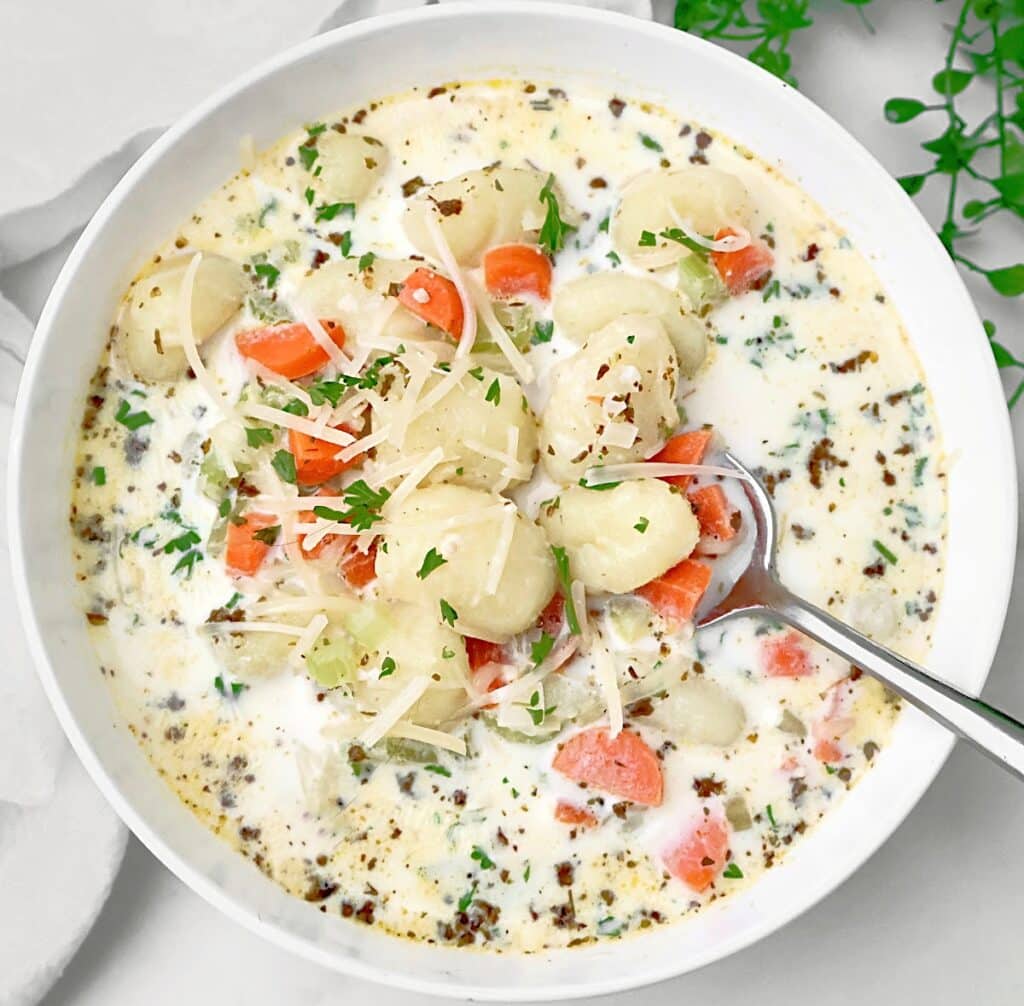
[[8, 2, 1017, 999]]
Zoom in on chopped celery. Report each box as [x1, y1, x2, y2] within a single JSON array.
[[343, 602, 393, 651], [199, 455, 229, 499], [481, 715, 555, 745], [382, 737, 438, 763], [306, 633, 360, 688], [606, 597, 652, 644], [677, 254, 726, 314]]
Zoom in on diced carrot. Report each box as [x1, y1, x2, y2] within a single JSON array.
[[636, 559, 712, 625], [688, 484, 737, 541], [813, 737, 843, 763], [554, 801, 599, 829], [710, 227, 774, 296], [288, 427, 361, 487], [297, 488, 340, 559], [663, 815, 730, 892], [470, 661, 509, 705], [760, 631, 814, 678], [398, 267, 464, 339], [235, 320, 345, 379], [553, 727, 663, 806], [226, 512, 279, 577], [537, 592, 565, 637], [340, 540, 378, 589], [649, 428, 714, 491], [466, 637, 506, 673], [483, 244, 553, 301]]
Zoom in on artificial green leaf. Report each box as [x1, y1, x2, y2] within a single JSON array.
[[884, 97, 928, 123]]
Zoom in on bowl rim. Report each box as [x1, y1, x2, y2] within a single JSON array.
[[7, 1, 1018, 999]]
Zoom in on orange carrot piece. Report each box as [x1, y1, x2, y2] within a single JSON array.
[[554, 801, 599, 829], [288, 427, 361, 487], [226, 512, 279, 577], [398, 267, 464, 338], [235, 320, 345, 379], [553, 727, 663, 806], [663, 815, 730, 892], [761, 631, 814, 678], [649, 428, 714, 491], [710, 227, 774, 296], [688, 484, 737, 541], [537, 592, 565, 638], [465, 637, 506, 673], [813, 737, 843, 763], [340, 540, 378, 589], [636, 558, 712, 625], [483, 244, 553, 300]]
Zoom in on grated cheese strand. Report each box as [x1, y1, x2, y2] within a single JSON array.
[[583, 462, 752, 485], [483, 504, 517, 597], [423, 211, 478, 356], [382, 446, 445, 514], [291, 613, 329, 668], [387, 721, 467, 756], [291, 300, 351, 373], [592, 635, 624, 739], [241, 402, 355, 446], [467, 276, 535, 384], [204, 621, 306, 637], [359, 675, 430, 749], [667, 205, 751, 253]]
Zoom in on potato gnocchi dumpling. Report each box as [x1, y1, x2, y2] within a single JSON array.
[[612, 167, 753, 268], [552, 273, 707, 377], [539, 480, 698, 593], [361, 603, 471, 726], [309, 132, 389, 204], [540, 315, 679, 483], [647, 678, 746, 747], [119, 254, 248, 381], [298, 257, 429, 343], [376, 485, 556, 640], [374, 367, 539, 491], [404, 167, 575, 265]]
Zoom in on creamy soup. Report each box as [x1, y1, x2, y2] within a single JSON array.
[[70, 80, 946, 952]]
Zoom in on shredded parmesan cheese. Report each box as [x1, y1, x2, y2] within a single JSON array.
[[467, 276, 534, 384], [583, 462, 751, 485], [483, 504, 517, 597], [240, 402, 355, 446], [204, 621, 306, 637], [388, 721, 467, 756], [382, 446, 445, 514], [290, 614, 328, 668], [592, 636, 624, 739], [291, 301, 351, 373], [359, 675, 430, 749], [667, 205, 751, 252], [423, 211, 477, 356]]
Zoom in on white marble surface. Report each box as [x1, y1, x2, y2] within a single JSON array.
[[2, 0, 1024, 1002]]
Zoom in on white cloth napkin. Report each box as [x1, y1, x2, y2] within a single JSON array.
[[0, 1, 651, 1003]]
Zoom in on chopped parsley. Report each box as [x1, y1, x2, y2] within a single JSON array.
[[470, 846, 495, 870], [271, 449, 297, 484], [424, 763, 451, 777], [598, 214, 610, 233], [551, 546, 582, 635], [297, 144, 319, 171], [634, 516, 650, 533], [913, 456, 928, 486], [163, 529, 201, 554], [114, 399, 154, 431], [253, 262, 280, 288], [531, 320, 554, 345], [304, 186, 315, 206], [225, 591, 243, 609], [468, 366, 485, 381], [524, 689, 557, 726], [530, 631, 555, 667], [340, 231, 353, 256], [458, 882, 478, 911], [313, 480, 390, 532], [578, 476, 621, 491], [315, 201, 354, 222], [379, 656, 396, 678], [606, 250, 622, 266], [537, 173, 575, 255], [439, 599, 458, 626], [91, 466, 106, 486], [245, 426, 275, 447], [639, 132, 663, 152], [252, 524, 281, 546], [214, 675, 247, 698], [308, 380, 345, 407], [282, 398, 309, 417], [172, 549, 203, 578], [766, 804, 778, 829], [872, 539, 898, 565], [638, 229, 657, 247], [358, 251, 376, 271], [417, 547, 448, 579], [484, 378, 502, 405], [722, 862, 744, 879]]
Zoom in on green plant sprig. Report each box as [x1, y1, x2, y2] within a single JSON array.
[[885, 0, 1024, 405], [675, 0, 874, 87]]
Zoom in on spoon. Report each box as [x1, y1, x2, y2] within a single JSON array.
[[698, 452, 1024, 781]]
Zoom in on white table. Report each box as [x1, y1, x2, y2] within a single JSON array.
[[2, 1, 1023, 1002]]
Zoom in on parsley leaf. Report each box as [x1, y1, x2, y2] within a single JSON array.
[[172, 550, 203, 578], [312, 479, 390, 532], [484, 378, 501, 405], [417, 547, 448, 579], [470, 846, 495, 870], [214, 675, 247, 698], [304, 186, 315, 206], [253, 262, 279, 288], [468, 366, 485, 381], [458, 883, 477, 912], [252, 524, 281, 546], [439, 599, 458, 626], [358, 251, 376, 271], [550, 547, 581, 635], [308, 380, 345, 407], [163, 529, 201, 554], [537, 173, 575, 255], [282, 398, 309, 417], [578, 476, 621, 491], [639, 132, 663, 151], [379, 656, 396, 678], [638, 229, 658, 247], [114, 399, 154, 431], [316, 201, 354, 222], [297, 144, 319, 170], [634, 516, 650, 533], [531, 320, 554, 345], [91, 466, 106, 486], [271, 449, 297, 484], [245, 426, 275, 448], [723, 863, 744, 879], [530, 632, 555, 667], [872, 539, 898, 565], [424, 763, 451, 777]]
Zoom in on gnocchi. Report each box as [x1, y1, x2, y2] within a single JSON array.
[[375, 485, 557, 640], [552, 273, 707, 377], [540, 315, 679, 482], [612, 168, 753, 268], [538, 480, 698, 593], [308, 132, 389, 204], [647, 678, 746, 747], [119, 254, 247, 381], [374, 366, 539, 491]]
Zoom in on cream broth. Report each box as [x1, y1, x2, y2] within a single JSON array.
[[70, 81, 945, 952]]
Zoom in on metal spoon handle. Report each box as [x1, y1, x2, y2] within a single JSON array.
[[771, 586, 1024, 781]]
